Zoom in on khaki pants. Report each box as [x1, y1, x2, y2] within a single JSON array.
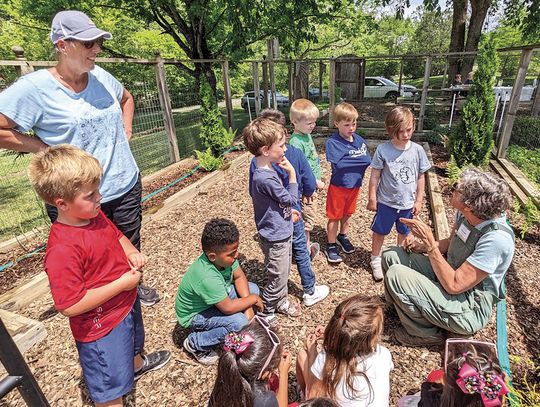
[[382, 247, 495, 337]]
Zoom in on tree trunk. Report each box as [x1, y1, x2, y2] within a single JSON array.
[[461, 0, 491, 77], [447, 0, 468, 87]]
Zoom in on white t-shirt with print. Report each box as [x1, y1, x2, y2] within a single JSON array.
[[311, 345, 394, 407]]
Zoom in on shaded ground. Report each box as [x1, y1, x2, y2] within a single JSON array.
[[1, 142, 539, 406]]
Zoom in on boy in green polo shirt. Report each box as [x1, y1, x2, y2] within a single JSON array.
[[175, 218, 263, 364], [289, 98, 323, 260]]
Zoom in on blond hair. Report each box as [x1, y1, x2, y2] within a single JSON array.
[[242, 118, 287, 156], [28, 144, 102, 204], [385, 106, 416, 138], [333, 102, 358, 123], [290, 98, 319, 123]]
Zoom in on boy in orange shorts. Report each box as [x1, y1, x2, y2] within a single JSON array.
[[324, 103, 371, 263]]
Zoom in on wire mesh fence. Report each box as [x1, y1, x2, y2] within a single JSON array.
[[1, 47, 538, 243], [499, 50, 540, 188]]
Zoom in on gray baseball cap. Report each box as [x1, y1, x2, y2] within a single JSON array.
[[50, 10, 112, 44]]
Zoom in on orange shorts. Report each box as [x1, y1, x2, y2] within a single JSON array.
[[326, 184, 360, 220]]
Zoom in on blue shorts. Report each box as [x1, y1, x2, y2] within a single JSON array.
[[370, 202, 413, 236], [76, 299, 145, 404]]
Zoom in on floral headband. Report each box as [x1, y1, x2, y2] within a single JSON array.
[[223, 332, 255, 354], [456, 362, 508, 406]]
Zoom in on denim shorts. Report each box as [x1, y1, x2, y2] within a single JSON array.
[[76, 299, 145, 404], [371, 202, 413, 236]]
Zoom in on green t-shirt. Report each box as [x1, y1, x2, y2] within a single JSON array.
[[289, 133, 321, 180], [175, 253, 239, 327]]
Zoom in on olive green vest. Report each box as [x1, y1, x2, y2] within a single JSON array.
[[447, 215, 514, 301]]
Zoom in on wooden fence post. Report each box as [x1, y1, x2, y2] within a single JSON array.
[[288, 62, 294, 103], [252, 62, 261, 115], [418, 55, 432, 132], [262, 59, 269, 108], [329, 59, 336, 127], [398, 57, 404, 96], [531, 73, 540, 117], [267, 40, 277, 109], [11, 46, 34, 77], [319, 61, 324, 99], [154, 53, 180, 163], [497, 48, 534, 158], [221, 60, 234, 130]]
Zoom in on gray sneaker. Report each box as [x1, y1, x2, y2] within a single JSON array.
[[138, 284, 160, 307], [276, 298, 301, 317], [134, 350, 171, 381], [183, 338, 219, 365]]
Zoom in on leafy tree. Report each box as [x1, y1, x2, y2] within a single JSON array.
[[18, 0, 357, 95], [404, 8, 452, 78], [504, 0, 540, 43], [449, 35, 498, 168]]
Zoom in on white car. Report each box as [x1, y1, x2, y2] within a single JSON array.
[[364, 77, 419, 100]]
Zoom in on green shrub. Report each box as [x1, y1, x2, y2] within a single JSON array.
[[199, 76, 231, 156], [507, 145, 540, 186], [195, 148, 224, 171], [446, 155, 463, 185], [510, 116, 540, 149], [449, 35, 498, 168], [426, 125, 450, 145]]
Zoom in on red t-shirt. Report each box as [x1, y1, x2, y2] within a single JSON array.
[[44, 211, 136, 342]]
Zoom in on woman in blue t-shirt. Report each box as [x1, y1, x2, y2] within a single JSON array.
[[0, 10, 159, 306]]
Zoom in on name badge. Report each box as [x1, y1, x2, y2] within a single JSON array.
[[456, 223, 471, 242]]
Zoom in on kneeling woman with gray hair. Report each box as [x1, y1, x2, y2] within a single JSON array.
[[382, 168, 515, 347]]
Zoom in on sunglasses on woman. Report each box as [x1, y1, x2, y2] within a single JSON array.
[[253, 316, 280, 379], [65, 38, 104, 49]]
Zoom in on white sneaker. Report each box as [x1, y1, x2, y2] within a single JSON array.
[[303, 284, 330, 306], [370, 255, 384, 282]]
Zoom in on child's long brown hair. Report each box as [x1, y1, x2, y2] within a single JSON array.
[[321, 295, 384, 402]]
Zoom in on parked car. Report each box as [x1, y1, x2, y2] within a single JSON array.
[[308, 87, 329, 100], [241, 91, 289, 111], [364, 76, 419, 100]]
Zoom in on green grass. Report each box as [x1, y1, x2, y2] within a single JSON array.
[[0, 106, 251, 242], [0, 152, 50, 241], [408, 75, 446, 89], [507, 145, 540, 188]]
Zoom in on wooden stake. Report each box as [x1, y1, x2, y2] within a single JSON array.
[[221, 60, 234, 130], [418, 56, 432, 132], [329, 59, 336, 127], [496, 48, 533, 158], [154, 53, 180, 163]]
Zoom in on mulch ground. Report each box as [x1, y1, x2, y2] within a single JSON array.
[[1, 142, 539, 406]]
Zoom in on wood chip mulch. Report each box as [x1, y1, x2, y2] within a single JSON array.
[[1, 143, 539, 406]]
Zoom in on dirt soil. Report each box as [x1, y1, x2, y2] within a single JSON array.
[[1, 143, 539, 406]]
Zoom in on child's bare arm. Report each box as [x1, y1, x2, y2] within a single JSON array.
[[277, 350, 292, 407], [215, 293, 263, 315], [61, 270, 141, 317], [412, 173, 426, 215], [232, 266, 251, 298], [119, 235, 148, 270], [367, 168, 381, 211]]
